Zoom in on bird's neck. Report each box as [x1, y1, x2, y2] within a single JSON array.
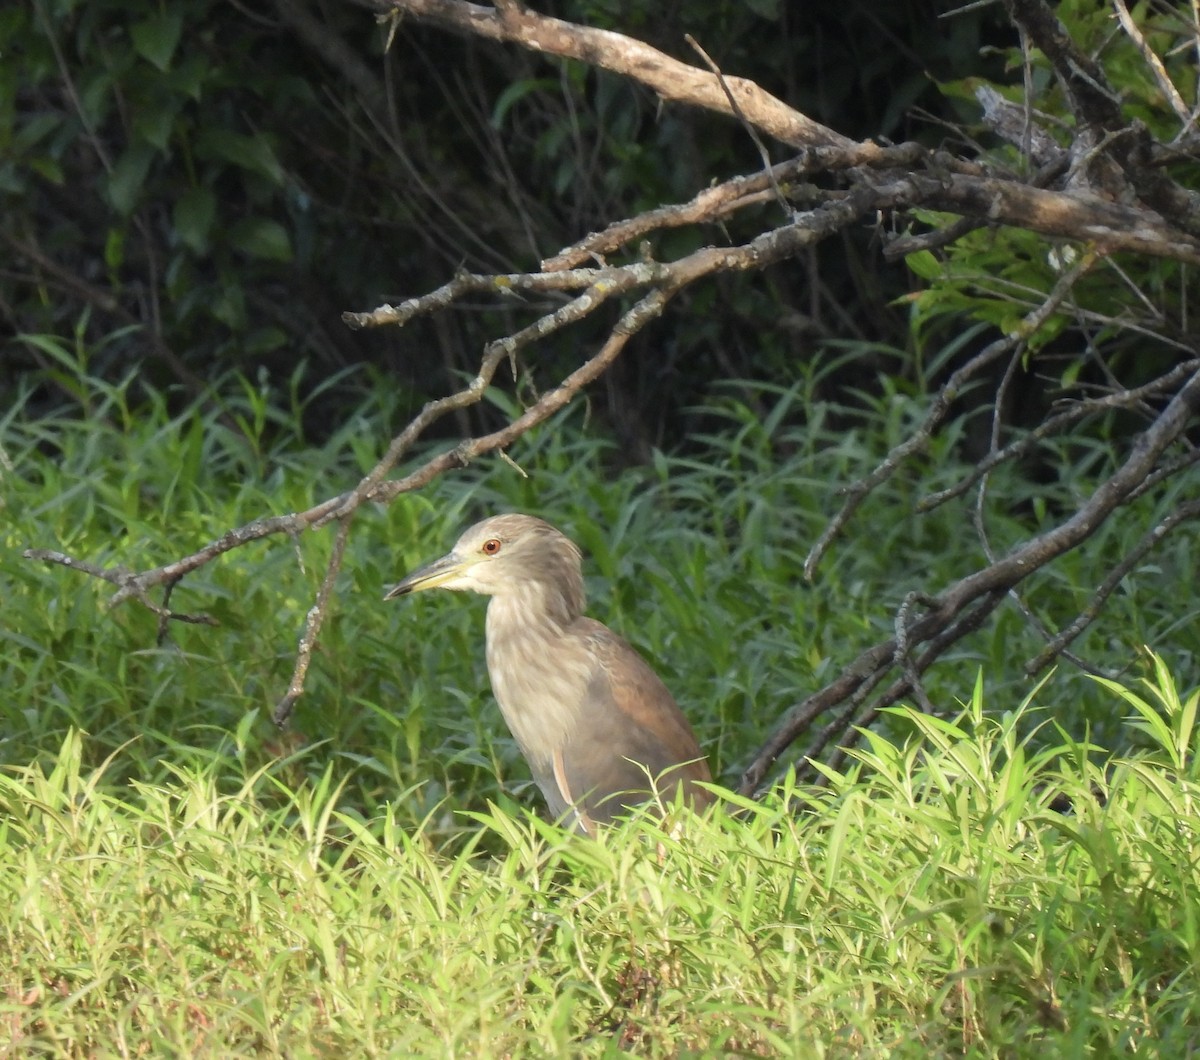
[[492, 573, 584, 627], [483, 587, 591, 772]]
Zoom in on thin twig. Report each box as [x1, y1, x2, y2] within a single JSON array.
[[918, 357, 1200, 512], [1125, 447, 1200, 503], [967, 322, 1111, 678], [21, 548, 219, 627], [1026, 496, 1200, 675], [895, 592, 938, 715], [883, 217, 983, 260], [1112, 0, 1191, 127], [274, 514, 356, 726], [684, 34, 790, 219], [809, 589, 1010, 784], [803, 249, 1098, 580]]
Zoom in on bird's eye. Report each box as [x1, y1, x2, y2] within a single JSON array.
[[482, 538, 502, 556]]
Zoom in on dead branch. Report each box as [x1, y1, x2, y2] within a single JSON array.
[[375, 0, 855, 151], [1025, 497, 1200, 677], [804, 251, 1099, 581], [19, 549, 219, 628], [739, 367, 1200, 795], [917, 358, 1200, 514], [275, 515, 356, 726], [806, 589, 1011, 783], [544, 143, 929, 271], [1112, 0, 1191, 129], [377, 0, 1200, 259], [1003, 0, 1200, 231], [871, 173, 1200, 264]]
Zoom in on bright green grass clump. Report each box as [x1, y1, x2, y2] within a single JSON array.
[[2, 363, 1198, 1053], [2, 670, 1198, 1056]]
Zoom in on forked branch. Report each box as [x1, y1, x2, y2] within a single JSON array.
[[738, 367, 1200, 795]]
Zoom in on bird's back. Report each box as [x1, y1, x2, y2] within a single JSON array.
[[555, 617, 712, 828]]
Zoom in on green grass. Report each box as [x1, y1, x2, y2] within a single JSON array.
[[3, 674, 1199, 1055], [3, 362, 1199, 1053]]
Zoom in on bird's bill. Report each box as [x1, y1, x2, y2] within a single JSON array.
[[383, 551, 468, 599]]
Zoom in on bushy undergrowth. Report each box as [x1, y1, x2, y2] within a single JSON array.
[[2, 366, 1198, 1053]]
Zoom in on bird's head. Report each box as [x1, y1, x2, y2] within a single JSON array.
[[385, 514, 586, 615]]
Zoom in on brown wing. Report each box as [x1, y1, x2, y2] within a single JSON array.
[[558, 618, 712, 826]]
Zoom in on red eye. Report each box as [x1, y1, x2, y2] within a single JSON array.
[[482, 538, 502, 556]]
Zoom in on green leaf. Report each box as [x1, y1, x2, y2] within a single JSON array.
[[78, 69, 115, 129], [104, 228, 126, 272], [490, 78, 558, 130], [131, 10, 184, 72], [211, 283, 247, 329], [14, 112, 61, 152], [1181, 688, 1199, 771], [228, 217, 293, 262], [165, 55, 209, 101], [1094, 675, 1176, 762], [106, 141, 155, 216], [195, 129, 286, 184], [28, 157, 64, 184], [134, 99, 179, 152], [174, 187, 217, 254], [243, 326, 289, 355], [905, 250, 942, 280]]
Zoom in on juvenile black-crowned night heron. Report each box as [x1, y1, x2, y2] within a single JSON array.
[[385, 513, 712, 834]]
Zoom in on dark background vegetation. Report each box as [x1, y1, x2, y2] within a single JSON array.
[[4, 0, 1009, 451]]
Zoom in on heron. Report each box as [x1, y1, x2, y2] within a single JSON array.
[[385, 513, 713, 834]]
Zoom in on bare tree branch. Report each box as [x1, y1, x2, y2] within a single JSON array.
[[917, 358, 1200, 514], [274, 515, 356, 726], [872, 173, 1200, 263], [544, 143, 929, 271], [1002, 0, 1200, 231], [1025, 497, 1200, 677], [806, 589, 1011, 784], [375, 0, 855, 151], [683, 33, 790, 218], [1112, 0, 1191, 128], [739, 367, 1200, 795], [804, 251, 1099, 581]]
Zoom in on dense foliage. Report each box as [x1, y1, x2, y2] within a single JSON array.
[[4, 689, 1200, 1054], [3, 383, 1199, 1052], [4, 0, 1008, 441], [5, 365, 1195, 790]]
